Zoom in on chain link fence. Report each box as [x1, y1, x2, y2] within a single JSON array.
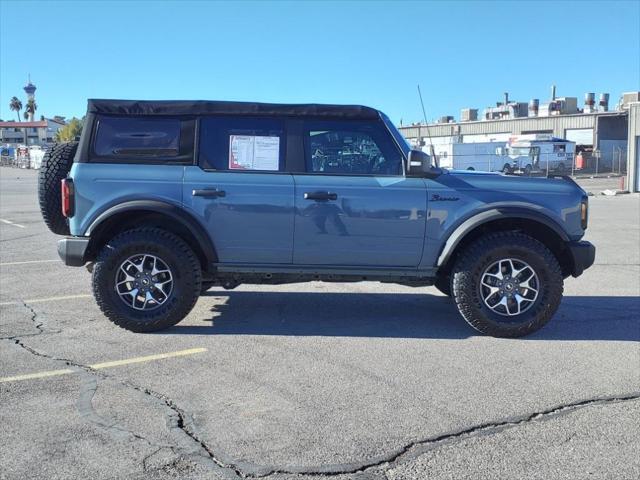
[[571, 147, 627, 177], [1, 148, 45, 169]]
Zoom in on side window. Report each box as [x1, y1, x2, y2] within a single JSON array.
[[199, 117, 285, 172], [553, 144, 566, 153], [93, 116, 192, 162], [304, 121, 403, 175]]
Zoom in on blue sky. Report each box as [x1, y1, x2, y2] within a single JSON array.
[[1, 0, 638, 124]]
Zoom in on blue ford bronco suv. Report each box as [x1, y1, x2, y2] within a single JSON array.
[[38, 99, 595, 337]]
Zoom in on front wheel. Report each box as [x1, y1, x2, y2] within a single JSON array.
[[92, 228, 202, 332], [451, 232, 563, 337]]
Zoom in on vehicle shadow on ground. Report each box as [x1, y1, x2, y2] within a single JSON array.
[[166, 292, 640, 341]]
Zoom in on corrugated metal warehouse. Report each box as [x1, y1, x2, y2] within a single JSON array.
[[398, 91, 640, 192]]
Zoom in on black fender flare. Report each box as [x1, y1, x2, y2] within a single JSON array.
[[436, 207, 570, 268], [86, 200, 217, 264]]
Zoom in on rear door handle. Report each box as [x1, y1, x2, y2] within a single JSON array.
[[304, 191, 338, 201], [192, 188, 226, 198]]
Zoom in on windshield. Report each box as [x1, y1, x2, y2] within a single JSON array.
[[508, 147, 531, 156], [380, 113, 411, 156]]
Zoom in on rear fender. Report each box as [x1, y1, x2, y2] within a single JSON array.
[[85, 200, 217, 265]]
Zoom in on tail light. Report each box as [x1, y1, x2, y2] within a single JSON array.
[[61, 178, 74, 218]]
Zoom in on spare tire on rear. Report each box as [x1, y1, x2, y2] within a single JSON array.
[[38, 142, 78, 235]]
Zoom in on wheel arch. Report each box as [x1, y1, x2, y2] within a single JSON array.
[[85, 201, 217, 271], [437, 209, 573, 278]]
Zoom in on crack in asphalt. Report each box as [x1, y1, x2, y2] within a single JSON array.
[[230, 393, 640, 479], [4, 306, 243, 479], [0, 301, 61, 340], [4, 302, 640, 479], [21, 300, 44, 333], [10, 336, 244, 479]]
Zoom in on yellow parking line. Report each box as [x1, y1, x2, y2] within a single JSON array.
[[0, 294, 93, 306], [1, 369, 75, 383], [0, 348, 207, 383], [90, 348, 208, 369]]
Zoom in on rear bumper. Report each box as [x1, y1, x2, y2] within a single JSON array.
[[57, 237, 89, 267], [567, 241, 595, 277]]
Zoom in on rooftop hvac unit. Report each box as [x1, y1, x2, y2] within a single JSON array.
[[461, 109, 478, 122], [584, 93, 595, 113], [621, 92, 640, 109], [438, 115, 455, 124]]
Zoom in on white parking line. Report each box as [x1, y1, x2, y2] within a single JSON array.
[[0, 218, 26, 228], [0, 348, 208, 383], [0, 259, 60, 267], [0, 294, 92, 307]]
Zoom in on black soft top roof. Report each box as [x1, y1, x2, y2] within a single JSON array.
[[87, 99, 380, 120]]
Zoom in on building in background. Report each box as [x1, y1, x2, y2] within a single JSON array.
[[399, 88, 640, 192], [0, 118, 66, 147]]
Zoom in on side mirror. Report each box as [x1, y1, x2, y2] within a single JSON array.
[[407, 149, 441, 178]]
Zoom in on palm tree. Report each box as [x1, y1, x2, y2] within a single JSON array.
[[25, 98, 37, 122], [9, 97, 22, 122]]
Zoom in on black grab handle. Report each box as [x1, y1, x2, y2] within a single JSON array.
[[304, 191, 338, 201], [192, 189, 226, 198]]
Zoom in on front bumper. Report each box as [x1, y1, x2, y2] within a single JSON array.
[[567, 241, 595, 277], [57, 237, 90, 267]]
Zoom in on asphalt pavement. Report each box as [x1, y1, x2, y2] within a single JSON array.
[[1, 166, 638, 480]]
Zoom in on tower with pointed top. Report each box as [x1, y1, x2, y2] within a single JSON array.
[[23, 75, 37, 121]]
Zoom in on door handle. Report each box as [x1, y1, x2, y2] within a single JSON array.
[[192, 188, 226, 198], [304, 191, 338, 201]]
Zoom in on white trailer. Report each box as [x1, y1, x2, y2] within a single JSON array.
[[430, 141, 515, 172], [506, 134, 575, 174]]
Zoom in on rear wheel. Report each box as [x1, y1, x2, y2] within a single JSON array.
[[92, 228, 201, 332], [502, 164, 513, 174], [523, 164, 533, 176], [451, 232, 563, 337]]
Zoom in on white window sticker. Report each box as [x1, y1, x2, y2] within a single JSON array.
[[229, 135, 280, 171]]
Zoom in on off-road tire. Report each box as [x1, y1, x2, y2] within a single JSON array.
[[92, 228, 202, 332], [38, 142, 78, 235], [434, 275, 451, 296], [451, 232, 563, 337]]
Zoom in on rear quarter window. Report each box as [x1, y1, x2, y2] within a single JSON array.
[[91, 116, 194, 163]]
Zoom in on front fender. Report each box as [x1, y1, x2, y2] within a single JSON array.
[[435, 207, 570, 268]]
